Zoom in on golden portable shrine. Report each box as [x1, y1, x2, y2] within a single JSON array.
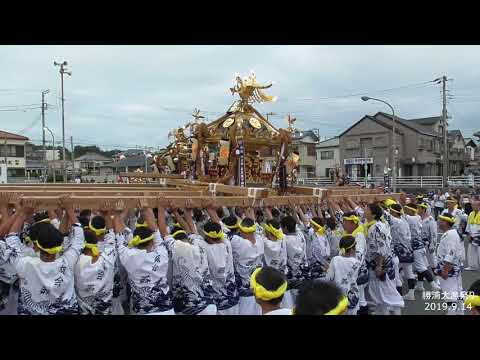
[[153, 72, 300, 191]]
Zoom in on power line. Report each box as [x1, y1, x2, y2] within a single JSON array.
[[0, 103, 42, 108], [0, 106, 43, 112]]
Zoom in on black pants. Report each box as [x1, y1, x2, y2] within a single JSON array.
[[434, 207, 444, 220]]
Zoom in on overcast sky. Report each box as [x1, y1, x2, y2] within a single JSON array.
[[1, 45, 479, 151]]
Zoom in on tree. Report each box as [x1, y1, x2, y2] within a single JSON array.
[[73, 145, 102, 158], [474, 131, 480, 141]]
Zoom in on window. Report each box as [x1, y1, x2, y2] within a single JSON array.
[[0, 145, 24, 157], [7, 168, 25, 177], [305, 166, 316, 178], [307, 144, 316, 157], [321, 151, 334, 160], [15, 145, 24, 157], [360, 137, 373, 157]]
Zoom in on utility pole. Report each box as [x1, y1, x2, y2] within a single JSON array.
[[41, 90, 50, 182], [441, 75, 448, 188], [266, 112, 276, 122], [70, 136, 75, 178], [54, 60, 71, 183], [144, 147, 148, 173]]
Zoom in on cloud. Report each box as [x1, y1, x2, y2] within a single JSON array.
[[1, 45, 479, 150]]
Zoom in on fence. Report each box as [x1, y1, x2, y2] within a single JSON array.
[[297, 176, 480, 189]]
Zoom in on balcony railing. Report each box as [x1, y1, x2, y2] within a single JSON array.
[[297, 175, 480, 189]]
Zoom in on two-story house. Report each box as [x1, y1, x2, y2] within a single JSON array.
[[316, 136, 339, 178], [292, 130, 319, 178], [74, 152, 113, 175], [447, 130, 466, 175], [0, 130, 29, 182], [338, 112, 444, 178]]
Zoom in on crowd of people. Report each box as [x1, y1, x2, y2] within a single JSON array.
[[0, 189, 479, 316]]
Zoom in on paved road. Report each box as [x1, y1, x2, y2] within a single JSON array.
[[401, 268, 479, 315]]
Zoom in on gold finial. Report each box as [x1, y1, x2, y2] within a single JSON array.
[[230, 71, 277, 105]]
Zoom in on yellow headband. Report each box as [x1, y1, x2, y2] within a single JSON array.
[[389, 206, 404, 215], [418, 203, 428, 210], [464, 294, 480, 308], [34, 218, 51, 225], [404, 206, 418, 214], [339, 240, 356, 256], [135, 222, 148, 229], [239, 223, 257, 234], [343, 215, 359, 224], [24, 235, 33, 245], [84, 243, 99, 257], [263, 223, 284, 240], [34, 240, 63, 255], [383, 199, 397, 207], [438, 215, 456, 225], [325, 296, 349, 315], [310, 219, 326, 236], [203, 229, 224, 240], [88, 221, 107, 237], [250, 267, 288, 301], [171, 230, 187, 238], [224, 221, 240, 230], [446, 199, 458, 204], [128, 234, 154, 248]]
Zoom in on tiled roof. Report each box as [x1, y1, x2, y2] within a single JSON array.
[[0, 130, 29, 141]]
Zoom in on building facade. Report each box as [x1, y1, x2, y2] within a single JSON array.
[[338, 112, 462, 178], [315, 137, 339, 178], [74, 152, 112, 175], [291, 130, 319, 178], [447, 130, 466, 175], [0, 130, 29, 182]]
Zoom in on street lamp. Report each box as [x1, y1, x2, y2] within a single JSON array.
[[361, 96, 397, 192], [43, 126, 56, 183], [144, 151, 153, 173], [54, 60, 71, 183]]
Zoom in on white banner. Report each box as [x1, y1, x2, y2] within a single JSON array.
[[344, 157, 373, 165]]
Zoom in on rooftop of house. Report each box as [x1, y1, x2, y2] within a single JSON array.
[[74, 152, 112, 162], [292, 130, 319, 142], [316, 136, 339, 148], [0, 130, 29, 141], [101, 154, 150, 168]]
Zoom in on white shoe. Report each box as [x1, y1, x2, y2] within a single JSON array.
[[464, 267, 478, 271], [415, 283, 425, 292], [403, 291, 415, 301], [430, 281, 441, 291]]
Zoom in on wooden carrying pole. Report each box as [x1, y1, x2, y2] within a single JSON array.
[[5, 193, 401, 210]]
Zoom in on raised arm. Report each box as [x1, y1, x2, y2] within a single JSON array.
[[157, 199, 169, 238], [264, 206, 273, 221], [58, 200, 69, 236], [0, 194, 18, 239], [346, 197, 358, 211], [288, 204, 300, 225], [2, 199, 34, 273], [183, 200, 197, 234], [204, 200, 221, 225], [112, 200, 127, 234], [58, 195, 84, 268], [244, 206, 255, 221], [0, 193, 11, 225], [172, 205, 192, 231], [296, 205, 309, 227], [137, 198, 158, 232]]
